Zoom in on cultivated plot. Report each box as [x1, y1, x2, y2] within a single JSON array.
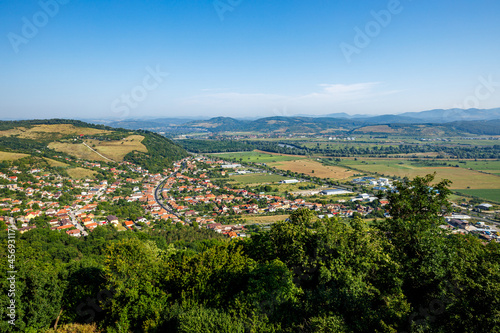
[[270, 159, 355, 180]]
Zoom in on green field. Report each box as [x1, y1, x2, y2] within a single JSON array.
[[455, 160, 500, 172], [229, 173, 287, 185], [211, 150, 305, 163], [455, 189, 500, 203]]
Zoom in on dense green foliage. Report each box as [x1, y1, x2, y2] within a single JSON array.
[[177, 139, 255, 153], [1, 175, 499, 332]]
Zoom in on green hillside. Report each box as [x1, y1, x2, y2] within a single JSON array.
[[0, 119, 188, 172]]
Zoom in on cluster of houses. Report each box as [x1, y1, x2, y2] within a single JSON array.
[[0, 156, 165, 236], [3, 153, 495, 242], [351, 176, 395, 191], [157, 156, 386, 227]]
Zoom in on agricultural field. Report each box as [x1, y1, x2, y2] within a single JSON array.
[[48, 142, 109, 162], [49, 135, 147, 162], [334, 158, 500, 190], [456, 160, 500, 175], [455, 189, 500, 204], [43, 158, 69, 167], [270, 159, 355, 180], [65, 167, 96, 179], [229, 173, 287, 185], [0, 151, 29, 161], [243, 214, 289, 224], [85, 135, 147, 161], [0, 124, 110, 141], [355, 125, 397, 133], [274, 182, 321, 194], [211, 150, 305, 164]]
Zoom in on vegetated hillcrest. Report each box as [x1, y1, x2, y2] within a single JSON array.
[[0, 119, 188, 173], [183, 113, 500, 136], [90, 108, 500, 135]]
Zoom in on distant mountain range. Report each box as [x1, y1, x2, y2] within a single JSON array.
[[298, 108, 500, 123], [86, 108, 500, 136]]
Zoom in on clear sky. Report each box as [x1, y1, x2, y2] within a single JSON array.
[[1, 0, 500, 120]]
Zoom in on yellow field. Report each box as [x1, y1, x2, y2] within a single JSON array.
[[66, 167, 96, 179], [43, 158, 68, 167], [254, 149, 305, 159], [48, 142, 109, 162], [86, 135, 147, 161], [0, 151, 29, 161], [0, 124, 110, 140], [243, 214, 289, 224], [270, 159, 355, 180], [355, 125, 396, 133]]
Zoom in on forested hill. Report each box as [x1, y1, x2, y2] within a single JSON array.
[[184, 116, 500, 135], [0, 119, 188, 172]]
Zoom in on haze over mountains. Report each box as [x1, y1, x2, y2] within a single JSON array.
[[90, 108, 500, 124], [296, 108, 500, 122], [85, 108, 500, 136]]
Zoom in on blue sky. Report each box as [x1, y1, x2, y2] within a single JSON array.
[[1, 0, 500, 119]]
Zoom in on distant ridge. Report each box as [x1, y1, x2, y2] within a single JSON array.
[[295, 108, 500, 123], [85, 108, 500, 136], [398, 108, 500, 122]]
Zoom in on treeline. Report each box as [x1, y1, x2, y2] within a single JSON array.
[[0, 119, 121, 132], [1, 175, 499, 332], [177, 139, 255, 153], [176, 139, 305, 155], [0, 136, 49, 152]]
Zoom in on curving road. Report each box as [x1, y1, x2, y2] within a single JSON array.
[[154, 172, 182, 219]]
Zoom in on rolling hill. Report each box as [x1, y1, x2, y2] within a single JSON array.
[[86, 108, 500, 136], [0, 119, 188, 173], [181, 116, 500, 136]]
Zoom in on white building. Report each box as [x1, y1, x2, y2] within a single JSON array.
[[320, 189, 353, 196], [281, 179, 299, 184], [221, 164, 242, 169]]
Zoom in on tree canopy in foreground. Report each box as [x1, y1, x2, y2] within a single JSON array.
[[1, 174, 499, 332]]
